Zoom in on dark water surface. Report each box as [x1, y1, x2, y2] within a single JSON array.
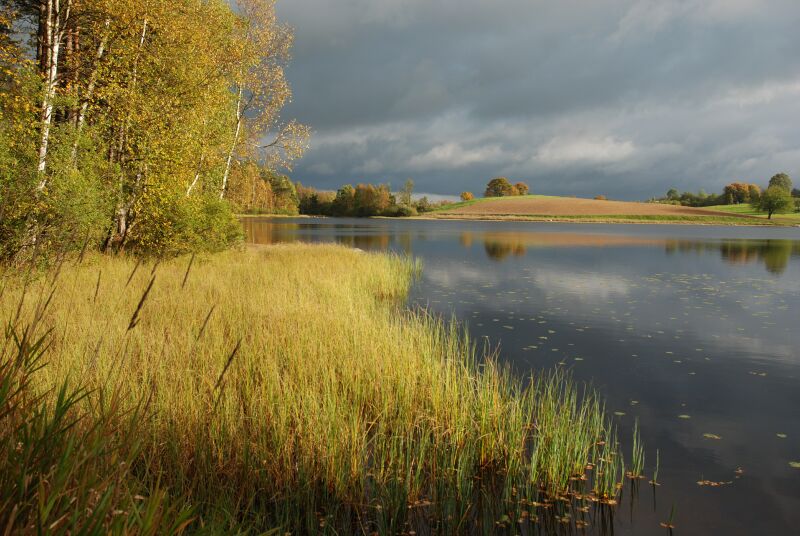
[[244, 217, 800, 535]]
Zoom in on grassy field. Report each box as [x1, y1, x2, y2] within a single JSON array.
[[427, 195, 792, 225], [428, 213, 777, 225], [1, 245, 631, 534], [706, 203, 800, 223]]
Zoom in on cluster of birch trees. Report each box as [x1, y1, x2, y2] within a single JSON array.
[[0, 0, 308, 256]]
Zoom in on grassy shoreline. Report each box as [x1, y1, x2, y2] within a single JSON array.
[[1, 245, 632, 532]]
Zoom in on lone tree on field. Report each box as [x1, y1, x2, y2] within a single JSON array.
[[755, 186, 794, 219], [514, 182, 530, 196], [460, 191, 474, 201], [484, 177, 516, 197], [768, 173, 793, 193]]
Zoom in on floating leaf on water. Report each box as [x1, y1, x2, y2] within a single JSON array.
[[678, 414, 691, 420], [776, 433, 787, 439], [614, 411, 626, 416], [703, 433, 722, 440], [789, 462, 800, 469]]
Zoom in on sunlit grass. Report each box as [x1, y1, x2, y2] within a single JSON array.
[[1, 244, 625, 532], [707, 203, 800, 222]]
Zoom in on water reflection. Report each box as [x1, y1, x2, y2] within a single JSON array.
[[666, 239, 800, 274], [244, 219, 800, 275]]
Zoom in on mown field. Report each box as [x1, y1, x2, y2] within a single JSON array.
[[0, 244, 632, 534], [707, 203, 800, 223], [428, 195, 791, 225]]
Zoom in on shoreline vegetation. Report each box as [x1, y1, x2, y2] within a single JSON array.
[[1, 244, 635, 533]]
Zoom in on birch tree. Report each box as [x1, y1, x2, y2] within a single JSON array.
[[36, 0, 71, 186], [220, 0, 309, 199], [1, 0, 310, 257]]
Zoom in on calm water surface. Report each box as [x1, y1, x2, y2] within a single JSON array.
[[244, 217, 800, 535]]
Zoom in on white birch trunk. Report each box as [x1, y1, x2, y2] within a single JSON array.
[[186, 154, 205, 196], [220, 86, 244, 199], [36, 0, 65, 186]]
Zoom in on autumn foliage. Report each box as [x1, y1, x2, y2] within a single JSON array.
[[485, 177, 530, 197], [0, 0, 309, 258], [723, 183, 761, 204]]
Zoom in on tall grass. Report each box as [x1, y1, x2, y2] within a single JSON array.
[[1, 244, 627, 532]]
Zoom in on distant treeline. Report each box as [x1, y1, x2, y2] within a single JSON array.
[[230, 173, 451, 217], [297, 180, 449, 217], [651, 173, 800, 212]]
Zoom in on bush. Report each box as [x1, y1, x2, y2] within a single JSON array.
[[514, 182, 530, 196], [416, 196, 433, 213], [383, 204, 417, 217], [594, 195, 607, 201], [460, 191, 474, 201]]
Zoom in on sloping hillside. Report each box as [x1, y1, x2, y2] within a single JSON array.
[[430, 195, 772, 224]]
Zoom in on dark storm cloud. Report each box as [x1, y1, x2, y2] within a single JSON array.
[[276, 0, 800, 199]]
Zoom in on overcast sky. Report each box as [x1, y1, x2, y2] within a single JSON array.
[[275, 0, 800, 200]]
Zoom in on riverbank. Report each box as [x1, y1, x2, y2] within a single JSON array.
[[1, 245, 627, 533]]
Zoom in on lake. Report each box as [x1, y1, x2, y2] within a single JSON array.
[[244, 217, 800, 535]]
